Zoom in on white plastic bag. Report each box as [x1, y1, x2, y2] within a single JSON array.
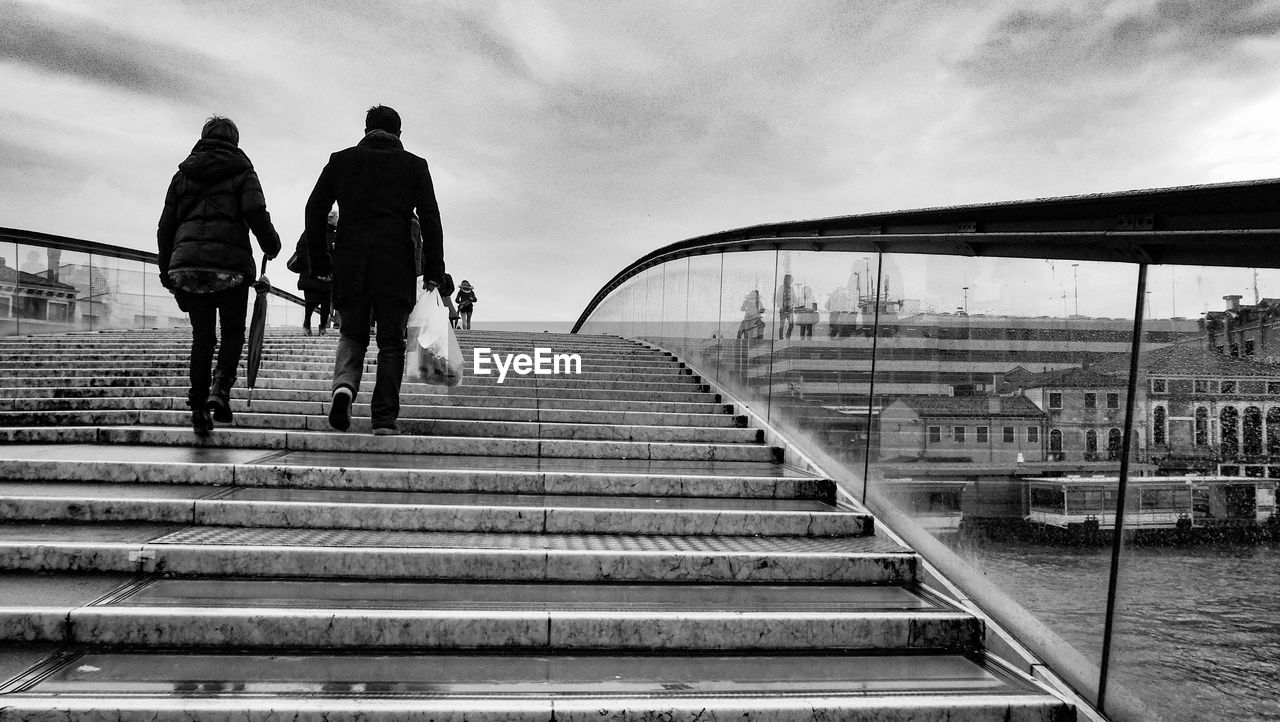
[[405, 287, 464, 387]]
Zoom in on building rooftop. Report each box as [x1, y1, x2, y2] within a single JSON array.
[[884, 394, 1045, 418], [1093, 339, 1280, 378], [1005, 366, 1126, 390]]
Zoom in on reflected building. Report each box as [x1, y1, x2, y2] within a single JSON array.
[[0, 255, 79, 333]]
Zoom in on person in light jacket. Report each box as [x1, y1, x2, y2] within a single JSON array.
[[157, 116, 281, 436]]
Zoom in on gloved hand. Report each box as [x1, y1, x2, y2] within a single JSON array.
[[423, 278, 438, 292], [158, 272, 174, 291]]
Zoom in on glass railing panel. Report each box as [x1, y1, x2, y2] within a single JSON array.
[[86, 255, 161, 332], [1103, 264, 1280, 722], [716, 251, 780, 413], [0, 241, 20, 335], [638, 266, 665, 345], [682, 254, 726, 384], [762, 250, 882, 468], [659, 258, 692, 358], [864, 255, 1143, 682]]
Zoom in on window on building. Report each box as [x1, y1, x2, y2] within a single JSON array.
[[1151, 379, 1167, 393], [928, 426, 941, 443], [1231, 343, 1240, 357], [1246, 340, 1256, 356], [1003, 426, 1014, 443], [1195, 379, 1209, 393], [1216, 345, 1226, 354], [1028, 427, 1039, 443], [1049, 392, 1063, 409], [1049, 429, 1063, 455], [1084, 393, 1097, 408], [1269, 382, 1280, 395], [1195, 407, 1209, 446], [953, 426, 966, 442], [1086, 429, 1098, 454], [1107, 428, 1123, 460], [976, 426, 989, 443], [1221, 380, 1237, 394], [1153, 406, 1166, 445], [1106, 393, 1119, 409]]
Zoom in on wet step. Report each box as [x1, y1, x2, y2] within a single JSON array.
[[3, 576, 977, 651], [0, 482, 868, 536], [0, 649, 1071, 722], [0, 445, 827, 499], [0, 396, 745, 428], [0, 426, 780, 462], [0, 387, 730, 414], [0, 376, 719, 403], [0, 362, 700, 386], [0, 522, 914, 582], [0, 409, 760, 444]]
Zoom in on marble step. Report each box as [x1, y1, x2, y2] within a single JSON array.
[[0, 340, 671, 357], [0, 344, 681, 362], [0, 647, 1070, 722], [3, 576, 976, 650], [0, 366, 706, 390], [0, 426, 782, 463], [0, 522, 915, 582], [0, 396, 747, 428], [0, 376, 719, 403], [0, 482, 867, 536], [0, 409, 762, 445], [0, 353, 694, 374], [0, 449, 832, 500], [0, 386, 730, 414]]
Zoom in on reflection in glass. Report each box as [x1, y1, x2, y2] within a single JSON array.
[[1106, 265, 1280, 722]]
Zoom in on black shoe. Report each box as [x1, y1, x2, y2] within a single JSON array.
[[191, 405, 213, 436], [207, 378, 233, 423], [328, 387, 353, 431]]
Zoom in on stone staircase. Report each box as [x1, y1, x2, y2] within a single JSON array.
[[0, 328, 1075, 720]]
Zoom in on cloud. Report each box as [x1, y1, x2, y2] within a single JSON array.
[[0, 2, 238, 102], [959, 0, 1280, 89]]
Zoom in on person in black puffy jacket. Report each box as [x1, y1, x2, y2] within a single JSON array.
[[157, 116, 281, 436]]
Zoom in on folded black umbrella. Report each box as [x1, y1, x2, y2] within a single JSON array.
[[246, 256, 270, 407]]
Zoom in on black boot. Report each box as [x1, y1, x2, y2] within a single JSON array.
[[190, 399, 213, 436], [207, 376, 234, 423]]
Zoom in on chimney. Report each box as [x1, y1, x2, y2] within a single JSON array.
[[1225, 295, 1242, 311]]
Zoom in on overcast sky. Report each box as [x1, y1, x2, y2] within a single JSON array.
[[3, 0, 1280, 326]]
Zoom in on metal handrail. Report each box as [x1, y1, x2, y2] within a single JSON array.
[[0, 226, 305, 306], [572, 177, 1280, 332]]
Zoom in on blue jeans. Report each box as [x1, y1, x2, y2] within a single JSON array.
[[178, 284, 250, 406], [333, 294, 411, 429]]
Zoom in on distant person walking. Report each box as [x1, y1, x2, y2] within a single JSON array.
[[297, 208, 337, 335], [455, 280, 476, 330], [304, 105, 445, 436], [157, 116, 281, 436]]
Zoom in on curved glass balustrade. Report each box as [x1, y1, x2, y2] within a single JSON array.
[[0, 229, 304, 335], [577, 181, 1280, 722]]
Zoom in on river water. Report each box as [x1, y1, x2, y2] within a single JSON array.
[[951, 534, 1280, 720]]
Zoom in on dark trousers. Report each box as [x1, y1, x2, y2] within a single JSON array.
[[303, 293, 331, 330], [333, 294, 411, 428], [179, 284, 250, 406]]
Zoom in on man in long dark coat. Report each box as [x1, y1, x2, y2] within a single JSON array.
[[304, 105, 445, 434]]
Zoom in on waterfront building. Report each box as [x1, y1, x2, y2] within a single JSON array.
[[1107, 338, 1280, 477], [1203, 293, 1280, 363], [876, 394, 1046, 464], [1001, 366, 1129, 463]]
